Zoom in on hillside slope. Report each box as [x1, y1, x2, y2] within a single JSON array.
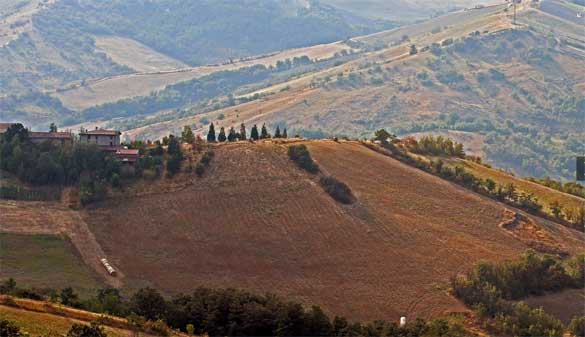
[[127, 3, 584, 181], [0, 0, 389, 129], [79, 141, 584, 321], [323, 0, 503, 21]]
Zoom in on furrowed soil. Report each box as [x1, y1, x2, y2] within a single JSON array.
[[82, 140, 585, 321]]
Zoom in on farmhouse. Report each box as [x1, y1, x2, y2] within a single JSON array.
[[29, 131, 74, 145], [115, 148, 140, 164], [79, 128, 121, 148]]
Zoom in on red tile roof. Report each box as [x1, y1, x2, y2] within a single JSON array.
[[29, 132, 73, 140], [0, 123, 15, 133], [116, 149, 139, 155], [115, 148, 139, 163]]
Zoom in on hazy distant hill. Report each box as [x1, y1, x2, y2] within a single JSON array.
[[0, 0, 396, 131], [35, 0, 390, 66], [120, 2, 585, 180], [322, 0, 502, 21]]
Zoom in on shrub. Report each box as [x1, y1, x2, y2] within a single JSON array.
[[166, 156, 182, 177], [142, 169, 157, 180], [569, 317, 585, 337], [0, 319, 23, 337], [195, 163, 205, 177], [288, 145, 319, 174], [66, 322, 108, 337], [320, 176, 355, 204]]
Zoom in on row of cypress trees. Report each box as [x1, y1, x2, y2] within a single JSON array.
[[206, 123, 287, 142]]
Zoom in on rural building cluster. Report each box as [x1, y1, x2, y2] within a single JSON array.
[[0, 123, 139, 164]]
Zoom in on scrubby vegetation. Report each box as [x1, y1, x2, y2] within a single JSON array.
[[320, 176, 356, 204], [288, 144, 356, 204], [452, 251, 584, 337], [0, 279, 468, 337], [404, 135, 465, 157], [527, 177, 585, 199], [288, 144, 320, 174], [370, 130, 585, 230]]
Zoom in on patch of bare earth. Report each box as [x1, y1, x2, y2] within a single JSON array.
[[498, 209, 568, 256], [524, 288, 585, 324], [83, 141, 584, 321]]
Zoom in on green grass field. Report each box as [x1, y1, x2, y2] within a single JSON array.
[[0, 234, 103, 297]]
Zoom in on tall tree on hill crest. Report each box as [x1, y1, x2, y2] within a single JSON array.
[[218, 127, 227, 142], [240, 123, 247, 140], [251, 125, 259, 140], [275, 126, 281, 138], [260, 123, 269, 139], [207, 123, 216, 142], [228, 126, 237, 142]]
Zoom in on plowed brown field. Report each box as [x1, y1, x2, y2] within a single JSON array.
[[81, 140, 585, 321]]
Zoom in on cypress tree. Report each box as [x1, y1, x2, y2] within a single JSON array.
[[228, 127, 237, 142], [218, 127, 227, 142], [283, 128, 288, 138], [251, 125, 259, 140], [207, 123, 216, 142], [239, 123, 247, 140], [274, 126, 281, 138], [260, 123, 269, 139]]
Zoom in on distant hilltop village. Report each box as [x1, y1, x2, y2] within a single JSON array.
[[0, 123, 138, 164]]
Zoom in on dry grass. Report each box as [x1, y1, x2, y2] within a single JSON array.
[[0, 296, 177, 337], [443, 158, 585, 213], [54, 41, 351, 111], [94, 36, 188, 72], [123, 5, 519, 141], [524, 288, 585, 324]]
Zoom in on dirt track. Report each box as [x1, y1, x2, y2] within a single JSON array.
[[82, 141, 584, 321], [0, 200, 123, 288]]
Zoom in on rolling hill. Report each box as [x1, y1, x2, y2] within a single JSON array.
[[120, 1, 584, 181], [322, 0, 502, 22], [0, 0, 391, 128], [2, 140, 582, 323]]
